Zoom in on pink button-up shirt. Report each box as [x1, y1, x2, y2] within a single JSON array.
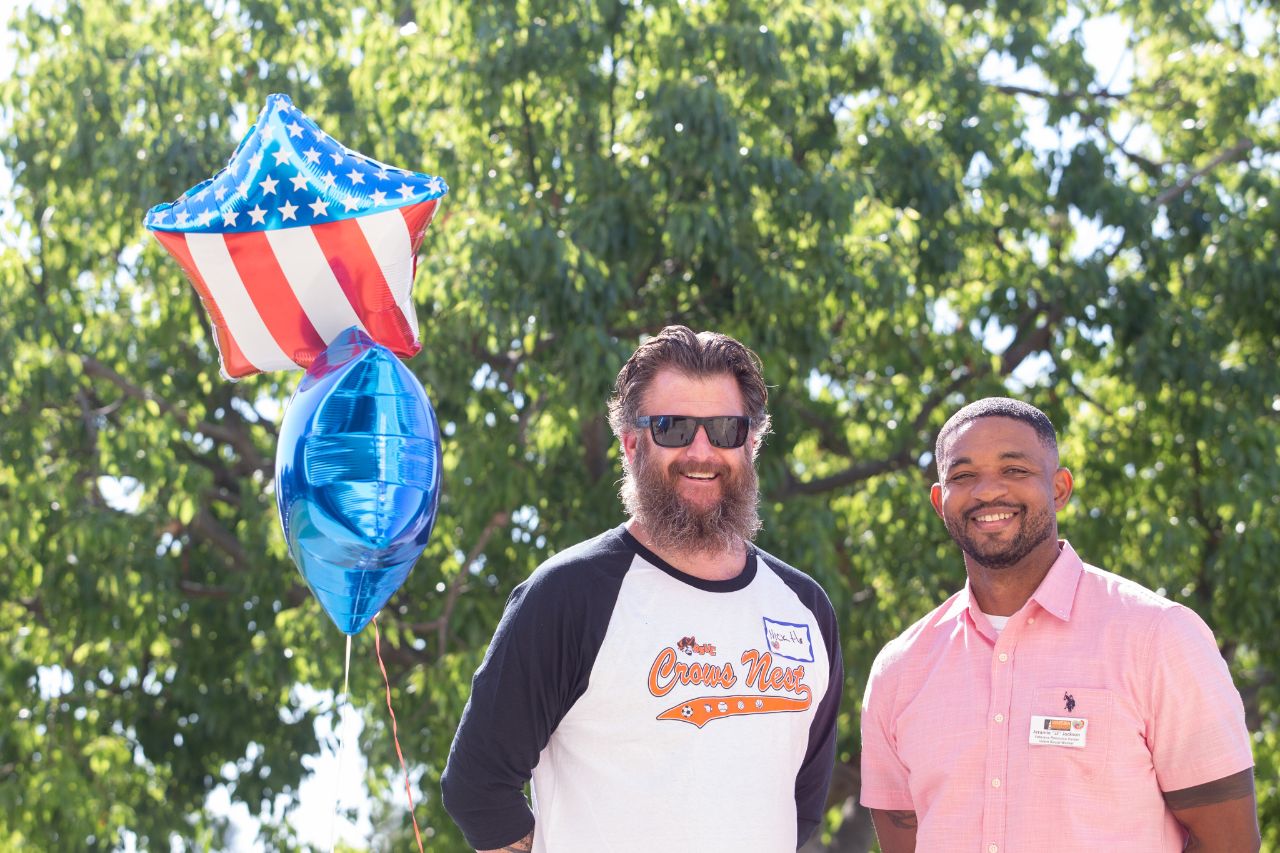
[[860, 541, 1253, 852]]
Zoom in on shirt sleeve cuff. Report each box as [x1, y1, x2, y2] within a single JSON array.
[[859, 789, 915, 811]]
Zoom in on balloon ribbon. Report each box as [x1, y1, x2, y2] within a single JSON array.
[[373, 615, 424, 852], [330, 634, 352, 853]]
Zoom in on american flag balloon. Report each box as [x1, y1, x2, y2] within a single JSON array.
[[144, 93, 448, 379]]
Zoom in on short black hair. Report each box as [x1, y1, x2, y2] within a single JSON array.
[[935, 397, 1058, 468]]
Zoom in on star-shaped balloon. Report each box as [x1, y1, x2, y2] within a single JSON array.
[[144, 94, 448, 379]]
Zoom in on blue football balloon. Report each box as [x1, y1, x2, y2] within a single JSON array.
[[276, 327, 442, 635]]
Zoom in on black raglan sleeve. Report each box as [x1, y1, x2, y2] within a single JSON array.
[[771, 558, 845, 849], [439, 533, 630, 850]]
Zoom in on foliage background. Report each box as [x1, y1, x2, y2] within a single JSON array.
[[1, 0, 1276, 849]]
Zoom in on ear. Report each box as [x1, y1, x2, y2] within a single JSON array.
[[1053, 467, 1073, 510], [929, 482, 944, 519], [622, 429, 640, 466]]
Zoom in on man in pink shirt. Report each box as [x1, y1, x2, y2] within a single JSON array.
[[860, 397, 1259, 852]]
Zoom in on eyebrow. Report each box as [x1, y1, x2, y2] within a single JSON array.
[[949, 451, 1036, 467]]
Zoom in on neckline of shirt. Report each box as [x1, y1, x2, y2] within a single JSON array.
[[616, 525, 758, 593], [980, 610, 1011, 633]]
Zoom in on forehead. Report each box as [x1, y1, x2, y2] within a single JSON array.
[[641, 368, 745, 415], [939, 416, 1053, 467]]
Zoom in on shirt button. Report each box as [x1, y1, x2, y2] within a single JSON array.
[[994, 713, 1005, 723], [1028, 617, 1036, 624], [992, 777, 1001, 788], [998, 652, 1009, 662], [989, 846, 999, 853]]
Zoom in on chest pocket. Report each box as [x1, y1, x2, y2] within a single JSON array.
[[1028, 687, 1112, 781]]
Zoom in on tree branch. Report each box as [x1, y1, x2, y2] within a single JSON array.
[[1153, 138, 1253, 207], [188, 505, 251, 568], [991, 82, 1129, 102], [76, 355, 270, 473], [399, 510, 514, 655], [1001, 303, 1064, 375], [776, 447, 917, 497], [1099, 123, 1165, 178], [437, 509, 511, 655]]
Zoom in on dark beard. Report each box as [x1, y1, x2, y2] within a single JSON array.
[[620, 440, 762, 555], [943, 502, 1055, 569]]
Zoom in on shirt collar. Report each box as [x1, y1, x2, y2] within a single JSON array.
[[940, 540, 1085, 627], [1029, 539, 1084, 622]]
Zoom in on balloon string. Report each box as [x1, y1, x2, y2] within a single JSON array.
[[373, 615, 424, 853], [330, 634, 352, 853]]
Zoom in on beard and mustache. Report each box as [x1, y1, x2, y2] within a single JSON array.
[[941, 501, 1056, 570], [620, 439, 762, 556]]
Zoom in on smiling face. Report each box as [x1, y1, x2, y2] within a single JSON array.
[[931, 416, 1072, 574], [620, 368, 761, 555]]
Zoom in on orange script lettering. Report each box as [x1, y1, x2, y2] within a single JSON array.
[[740, 649, 811, 700], [648, 646, 738, 696]]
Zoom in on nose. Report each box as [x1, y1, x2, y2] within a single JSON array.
[[971, 474, 1008, 503]]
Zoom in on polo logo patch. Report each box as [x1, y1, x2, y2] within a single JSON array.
[[762, 617, 814, 663]]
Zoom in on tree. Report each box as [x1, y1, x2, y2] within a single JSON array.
[[1, 0, 1276, 849]]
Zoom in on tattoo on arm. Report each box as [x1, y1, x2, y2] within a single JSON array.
[[499, 836, 533, 853], [884, 810, 918, 829], [481, 830, 534, 853], [1164, 767, 1255, 811]]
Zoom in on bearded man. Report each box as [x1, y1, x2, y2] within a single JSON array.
[[442, 326, 843, 853]]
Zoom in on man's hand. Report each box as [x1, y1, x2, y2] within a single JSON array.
[[478, 829, 534, 853], [1167, 768, 1261, 853], [869, 808, 917, 853]]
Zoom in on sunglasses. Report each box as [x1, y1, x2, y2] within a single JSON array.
[[635, 415, 752, 449]]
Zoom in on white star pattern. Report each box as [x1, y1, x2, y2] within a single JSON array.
[[147, 94, 449, 252]]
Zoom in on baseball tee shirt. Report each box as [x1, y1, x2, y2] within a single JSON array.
[[442, 525, 843, 852]]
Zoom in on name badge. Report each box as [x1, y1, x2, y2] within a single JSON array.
[[1029, 715, 1088, 748]]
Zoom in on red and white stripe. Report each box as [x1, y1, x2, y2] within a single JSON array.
[[153, 200, 438, 379]]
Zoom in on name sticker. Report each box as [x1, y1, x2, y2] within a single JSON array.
[[1029, 715, 1088, 748], [761, 617, 814, 663]]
